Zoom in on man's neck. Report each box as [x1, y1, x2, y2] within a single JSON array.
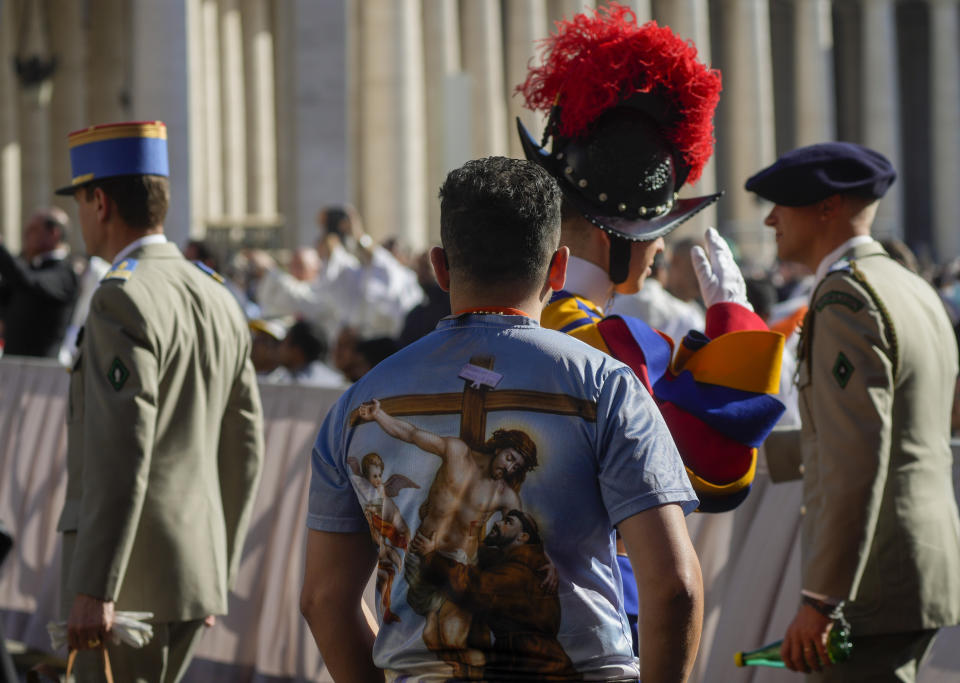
[[562, 256, 614, 308], [107, 229, 166, 263], [448, 286, 547, 321], [805, 225, 870, 273]]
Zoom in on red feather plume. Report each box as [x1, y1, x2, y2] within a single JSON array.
[[518, 2, 721, 184]]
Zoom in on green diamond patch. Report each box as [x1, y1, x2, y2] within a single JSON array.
[[832, 352, 854, 388], [108, 357, 129, 391]]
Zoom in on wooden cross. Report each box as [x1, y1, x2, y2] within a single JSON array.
[[349, 355, 597, 447]]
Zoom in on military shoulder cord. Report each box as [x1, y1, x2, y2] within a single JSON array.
[[849, 260, 900, 380]]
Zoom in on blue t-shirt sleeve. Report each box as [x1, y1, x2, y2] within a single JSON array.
[[596, 367, 699, 525], [307, 396, 368, 533]]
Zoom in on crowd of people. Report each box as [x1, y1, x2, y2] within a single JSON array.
[[3, 4, 960, 683], [4, 199, 959, 423], [0, 201, 451, 388]]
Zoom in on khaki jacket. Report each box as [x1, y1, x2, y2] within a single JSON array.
[[58, 241, 264, 622], [766, 241, 960, 635]]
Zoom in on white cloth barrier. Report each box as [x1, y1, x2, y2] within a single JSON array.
[[1, 358, 958, 681]]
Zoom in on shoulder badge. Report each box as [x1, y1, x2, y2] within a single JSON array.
[[193, 260, 225, 284], [828, 258, 851, 274], [107, 357, 130, 390], [832, 351, 854, 388], [815, 290, 864, 313], [102, 258, 138, 283]]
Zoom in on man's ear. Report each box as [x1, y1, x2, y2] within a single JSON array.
[[547, 246, 568, 292], [430, 246, 451, 292], [819, 195, 841, 220], [93, 187, 111, 223]]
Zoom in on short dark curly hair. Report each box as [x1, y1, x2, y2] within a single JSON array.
[[438, 156, 561, 288]]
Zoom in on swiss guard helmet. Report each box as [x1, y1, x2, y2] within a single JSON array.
[[517, 3, 722, 284]]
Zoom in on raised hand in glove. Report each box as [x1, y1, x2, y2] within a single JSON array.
[[690, 227, 753, 310]]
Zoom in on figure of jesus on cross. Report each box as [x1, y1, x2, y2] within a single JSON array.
[[357, 395, 548, 675]]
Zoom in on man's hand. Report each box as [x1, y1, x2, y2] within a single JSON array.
[[358, 399, 382, 422], [781, 603, 833, 672], [538, 561, 559, 592], [204, 615, 217, 628], [66, 594, 115, 650], [690, 227, 752, 309], [410, 530, 436, 556]]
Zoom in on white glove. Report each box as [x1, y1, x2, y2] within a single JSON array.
[[690, 227, 753, 310], [48, 611, 155, 650]]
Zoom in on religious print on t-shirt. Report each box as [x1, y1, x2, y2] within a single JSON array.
[[308, 313, 697, 681]]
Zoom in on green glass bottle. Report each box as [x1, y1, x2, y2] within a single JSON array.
[[734, 622, 853, 668]]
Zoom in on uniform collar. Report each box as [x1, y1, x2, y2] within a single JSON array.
[[813, 235, 874, 288], [112, 233, 168, 266], [563, 256, 614, 311], [437, 312, 540, 331]]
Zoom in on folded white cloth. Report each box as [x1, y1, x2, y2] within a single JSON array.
[[47, 611, 155, 650]]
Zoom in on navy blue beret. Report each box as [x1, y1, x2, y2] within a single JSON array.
[[744, 142, 896, 206]]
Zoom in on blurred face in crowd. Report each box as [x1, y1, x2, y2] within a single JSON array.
[[764, 203, 820, 269], [250, 330, 281, 374], [22, 212, 61, 260], [289, 247, 320, 282]]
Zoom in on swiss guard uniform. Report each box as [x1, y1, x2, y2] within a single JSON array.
[[515, 4, 785, 514]]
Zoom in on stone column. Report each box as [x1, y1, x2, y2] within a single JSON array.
[[860, 0, 902, 239], [422, 0, 461, 245], [653, 0, 717, 239], [220, 0, 247, 222], [17, 0, 53, 217], [793, 0, 835, 146], [713, 0, 777, 265], [929, 0, 960, 262], [359, 0, 427, 250], [626, 0, 652, 23], [549, 0, 595, 22], [460, 0, 507, 157], [185, 0, 207, 238], [48, 0, 87, 243], [242, 0, 278, 222], [130, 0, 192, 246], [0, 0, 21, 248], [200, 0, 224, 221], [86, 0, 131, 125], [505, 0, 548, 160], [288, 0, 350, 247]]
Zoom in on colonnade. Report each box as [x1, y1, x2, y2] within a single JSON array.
[[0, 0, 957, 267]]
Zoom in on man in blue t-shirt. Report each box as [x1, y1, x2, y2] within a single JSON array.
[[300, 156, 702, 682]]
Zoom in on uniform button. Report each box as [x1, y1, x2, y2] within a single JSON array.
[[800, 505, 807, 515]]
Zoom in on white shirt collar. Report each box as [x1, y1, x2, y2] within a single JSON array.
[[30, 246, 68, 268], [112, 234, 168, 266], [562, 256, 614, 311], [813, 235, 875, 289]]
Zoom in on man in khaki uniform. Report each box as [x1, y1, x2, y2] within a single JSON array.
[[753, 142, 960, 681], [55, 121, 264, 682]]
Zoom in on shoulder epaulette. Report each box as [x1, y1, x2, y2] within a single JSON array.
[[102, 258, 138, 283], [193, 260, 225, 284], [826, 258, 852, 275]]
